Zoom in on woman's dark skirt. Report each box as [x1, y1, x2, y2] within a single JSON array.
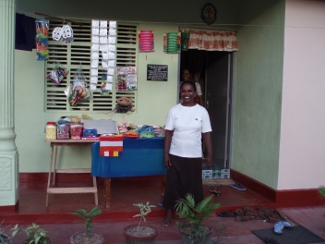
[[162, 154, 203, 209]]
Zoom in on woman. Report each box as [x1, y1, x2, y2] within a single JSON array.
[[162, 81, 213, 227], [182, 68, 203, 106]]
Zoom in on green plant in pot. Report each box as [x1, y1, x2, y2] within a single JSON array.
[[175, 194, 221, 244], [0, 220, 12, 244], [0, 233, 11, 244], [70, 206, 103, 244], [11, 223, 51, 244], [123, 202, 158, 244], [318, 185, 325, 198], [0, 232, 11, 244]]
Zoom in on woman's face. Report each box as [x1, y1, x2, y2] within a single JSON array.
[[180, 83, 196, 104], [182, 69, 192, 81]]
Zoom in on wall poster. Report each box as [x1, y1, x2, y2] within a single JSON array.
[[147, 64, 168, 81]]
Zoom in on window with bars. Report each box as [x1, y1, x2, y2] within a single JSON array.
[[46, 20, 138, 111]]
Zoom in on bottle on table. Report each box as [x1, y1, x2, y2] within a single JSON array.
[[70, 118, 83, 140], [57, 119, 70, 140], [45, 121, 57, 140]]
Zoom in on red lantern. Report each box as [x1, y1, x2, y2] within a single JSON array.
[[138, 30, 154, 52]]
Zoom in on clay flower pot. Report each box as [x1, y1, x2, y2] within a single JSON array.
[[179, 224, 212, 244], [70, 232, 103, 244], [123, 225, 158, 244]]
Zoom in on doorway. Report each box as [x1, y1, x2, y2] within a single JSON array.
[[180, 50, 234, 169]]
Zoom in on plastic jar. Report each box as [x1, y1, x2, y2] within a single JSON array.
[[70, 118, 83, 140], [57, 120, 70, 140], [45, 121, 57, 140]]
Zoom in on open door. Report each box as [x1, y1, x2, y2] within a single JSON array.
[[206, 52, 233, 168]]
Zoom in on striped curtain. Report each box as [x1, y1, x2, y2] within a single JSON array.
[[180, 28, 238, 52]]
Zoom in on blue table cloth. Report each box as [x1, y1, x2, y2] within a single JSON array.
[[91, 138, 167, 178]]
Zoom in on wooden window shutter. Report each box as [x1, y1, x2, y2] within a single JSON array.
[[45, 20, 138, 112]]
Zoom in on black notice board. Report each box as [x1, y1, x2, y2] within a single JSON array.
[[147, 64, 168, 81]]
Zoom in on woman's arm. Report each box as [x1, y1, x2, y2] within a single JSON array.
[[164, 130, 174, 169], [202, 132, 213, 169]]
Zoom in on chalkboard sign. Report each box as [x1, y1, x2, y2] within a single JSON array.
[[147, 64, 168, 81]]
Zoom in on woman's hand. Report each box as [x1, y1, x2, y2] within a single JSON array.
[[164, 130, 173, 169], [205, 155, 212, 169], [202, 132, 213, 169], [164, 154, 171, 169]]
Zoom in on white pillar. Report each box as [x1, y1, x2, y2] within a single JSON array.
[[0, 0, 19, 207]]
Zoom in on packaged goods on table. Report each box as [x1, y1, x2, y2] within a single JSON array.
[[57, 120, 70, 139], [45, 121, 57, 140], [70, 118, 83, 140], [83, 128, 98, 138]]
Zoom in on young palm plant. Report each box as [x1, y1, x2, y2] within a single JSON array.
[[70, 207, 104, 244], [71, 207, 102, 236], [175, 194, 220, 243]]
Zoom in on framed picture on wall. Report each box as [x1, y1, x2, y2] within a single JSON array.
[[201, 3, 217, 25]]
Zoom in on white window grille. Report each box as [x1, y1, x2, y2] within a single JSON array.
[[45, 20, 138, 111]]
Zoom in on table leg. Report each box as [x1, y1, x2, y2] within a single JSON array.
[[105, 178, 111, 208], [52, 145, 58, 185], [46, 144, 54, 207], [93, 176, 98, 205]]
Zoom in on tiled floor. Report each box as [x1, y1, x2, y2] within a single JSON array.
[[1, 177, 325, 243]]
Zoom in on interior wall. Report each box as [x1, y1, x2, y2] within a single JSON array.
[[278, 0, 325, 189], [231, 0, 285, 189]]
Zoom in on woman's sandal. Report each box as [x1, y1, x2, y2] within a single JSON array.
[[230, 184, 246, 191], [210, 188, 221, 197]]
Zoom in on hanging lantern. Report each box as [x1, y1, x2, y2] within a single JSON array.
[[164, 32, 181, 53], [181, 30, 190, 51], [138, 30, 154, 52]]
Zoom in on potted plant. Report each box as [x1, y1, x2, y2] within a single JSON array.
[[11, 223, 51, 244], [318, 185, 325, 198], [175, 194, 221, 244], [209, 221, 229, 244], [70, 206, 103, 244], [0, 232, 11, 244], [0, 220, 12, 244], [123, 202, 158, 244]]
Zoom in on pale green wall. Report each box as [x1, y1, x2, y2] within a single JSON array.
[[15, 0, 240, 172], [231, 0, 285, 188], [15, 0, 287, 190], [15, 23, 179, 172]]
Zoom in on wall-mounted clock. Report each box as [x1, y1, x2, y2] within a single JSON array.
[[202, 3, 217, 25]]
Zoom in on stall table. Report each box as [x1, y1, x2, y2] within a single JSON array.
[[46, 139, 99, 207], [92, 138, 166, 208]]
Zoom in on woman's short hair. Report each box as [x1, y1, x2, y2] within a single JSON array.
[[180, 81, 197, 92]]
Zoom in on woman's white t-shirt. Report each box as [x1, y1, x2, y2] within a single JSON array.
[[165, 104, 212, 158]]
